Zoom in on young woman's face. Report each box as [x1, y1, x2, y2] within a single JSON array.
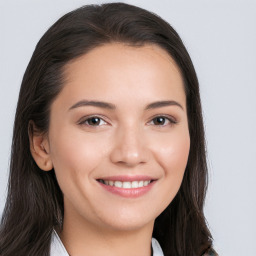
[[47, 43, 190, 232]]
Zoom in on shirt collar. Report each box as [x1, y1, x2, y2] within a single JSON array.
[[50, 230, 164, 256]]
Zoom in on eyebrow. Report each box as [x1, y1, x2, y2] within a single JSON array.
[[69, 100, 183, 111], [145, 100, 183, 110], [69, 100, 116, 110]]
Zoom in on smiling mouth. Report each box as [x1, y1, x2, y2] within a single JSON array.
[[97, 179, 154, 189]]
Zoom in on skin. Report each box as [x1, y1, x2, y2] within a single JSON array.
[[30, 43, 190, 256]]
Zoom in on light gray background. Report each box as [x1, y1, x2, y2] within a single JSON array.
[[0, 0, 255, 255]]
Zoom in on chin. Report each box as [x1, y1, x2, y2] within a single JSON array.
[[102, 218, 154, 232], [93, 207, 157, 232]]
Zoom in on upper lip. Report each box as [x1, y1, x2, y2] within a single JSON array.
[[96, 175, 157, 182]]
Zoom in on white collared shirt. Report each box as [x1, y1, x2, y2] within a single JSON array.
[[50, 230, 164, 256]]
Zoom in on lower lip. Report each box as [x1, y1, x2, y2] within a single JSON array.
[[98, 181, 156, 198]]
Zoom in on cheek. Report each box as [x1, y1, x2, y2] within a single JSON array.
[[152, 128, 190, 171], [164, 135, 190, 175], [48, 127, 108, 185], [152, 128, 190, 194]]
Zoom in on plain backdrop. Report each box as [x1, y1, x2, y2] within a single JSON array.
[[0, 1, 255, 255]]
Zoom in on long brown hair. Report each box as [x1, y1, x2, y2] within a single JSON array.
[[0, 3, 212, 255]]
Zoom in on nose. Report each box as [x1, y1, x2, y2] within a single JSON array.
[[109, 125, 150, 167]]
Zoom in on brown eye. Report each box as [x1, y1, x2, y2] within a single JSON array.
[[80, 116, 107, 126], [150, 116, 176, 126], [87, 117, 101, 126], [153, 117, 166, 125]]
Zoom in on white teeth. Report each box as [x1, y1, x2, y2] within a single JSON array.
[[143, 181, 150, 186], [138, 181, 144, 187], [131, 181, 139, 188], [114, 181, 122, 188], [100, 180, 152, 188], [123, 181, 132, 188]]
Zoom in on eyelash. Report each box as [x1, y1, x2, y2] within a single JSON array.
[[79, 116, 107, 127], [78, 115, 177, 127], [148, 115, 177, 126]]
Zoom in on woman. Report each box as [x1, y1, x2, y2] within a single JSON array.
[[0, 3, 217, 256]]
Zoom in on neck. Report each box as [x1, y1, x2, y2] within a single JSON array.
[[60, 207, 154, 256]]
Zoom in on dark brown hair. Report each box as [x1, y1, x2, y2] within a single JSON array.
[[0, 3, 212, 256]]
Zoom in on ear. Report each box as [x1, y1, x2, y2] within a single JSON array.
[[28, 121, 53, 171]]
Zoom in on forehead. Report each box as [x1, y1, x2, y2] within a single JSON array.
[[56, 43, 186, 110], [64, 42, 182, 81]]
